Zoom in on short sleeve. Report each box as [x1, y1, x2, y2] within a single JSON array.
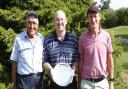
[[43, 39, 50, 62], [78, 37, 84, 56], [107, 34, 113, 54], [73, 37, 80, 63], [10, 37, 19, 61]]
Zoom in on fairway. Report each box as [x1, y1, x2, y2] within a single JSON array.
[[106, 26, 128, 38]]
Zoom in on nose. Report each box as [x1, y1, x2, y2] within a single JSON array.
[[29, 23, 34, 28], [91, 17, 96, 22], [57, 19, 62, 24]]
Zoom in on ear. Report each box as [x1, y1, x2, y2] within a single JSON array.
[[65, 19, 67, 25], [99, 13, 101, 20]]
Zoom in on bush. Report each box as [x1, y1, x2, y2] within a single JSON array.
[[110, 33, 124, 89]]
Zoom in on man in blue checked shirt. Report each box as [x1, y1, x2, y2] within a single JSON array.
[[43, 10, 79, 89], [10, 11, 44, 89]]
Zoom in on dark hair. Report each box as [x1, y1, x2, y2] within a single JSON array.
[[26, 10, 38, 19]]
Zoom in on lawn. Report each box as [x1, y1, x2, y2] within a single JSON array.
[[106, 26, 128, 38]]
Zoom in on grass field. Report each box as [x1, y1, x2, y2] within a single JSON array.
[[106, 26, 128, 38], [106, 26, 128, 89]]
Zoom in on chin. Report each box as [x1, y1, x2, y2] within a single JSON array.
[[57, 28, 64, 32], [30, 32, 36, 35], [91, 24, 97, 28], [90, 26, 95, 30]]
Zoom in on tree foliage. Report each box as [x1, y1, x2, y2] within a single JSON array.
[[103, 8, 128, 28]]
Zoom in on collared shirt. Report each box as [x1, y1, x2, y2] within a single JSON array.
[[43, 32, 79, 67], [10, 31, 44, 75], [79, 28, 113, 78]]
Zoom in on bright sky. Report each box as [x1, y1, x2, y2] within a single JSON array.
[[94, 0, 128, 10]]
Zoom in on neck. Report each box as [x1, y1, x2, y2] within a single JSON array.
[[27, 33, 37, 39], [56, 30, 66, 41], [90, 26, 100, 35]]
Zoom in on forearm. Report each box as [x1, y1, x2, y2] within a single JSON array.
[[107, 53, 114, 89], [12, 61, 17, 83], [107, 53, 114, 78], [78, 56, 84, 78], [43, 62, 53, 72]]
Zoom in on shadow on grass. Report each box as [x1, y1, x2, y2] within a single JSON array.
[[115, 34, 128, 39]]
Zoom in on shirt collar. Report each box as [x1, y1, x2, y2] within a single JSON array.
[[54, 31, 68, 41], [24, 31, 42, 39], [87, 27, 102, 35]]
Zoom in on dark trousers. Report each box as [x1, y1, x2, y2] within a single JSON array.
[[50, 76, 77, 89], [16, 72, 44, 89]]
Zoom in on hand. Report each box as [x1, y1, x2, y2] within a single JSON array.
[[109, 81, 114, 89], [50, 68, 54, 78], [72, 68, 75, 76], [12, 82, 16, 89]]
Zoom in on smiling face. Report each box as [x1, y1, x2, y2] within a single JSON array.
[[26, 16, 39, 38], [54, 10, 67, 33], [87, 12, 101, 30]]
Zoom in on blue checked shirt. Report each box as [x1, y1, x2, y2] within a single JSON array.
[[10, 31, 44, 75], [43, 32, 79, 67]]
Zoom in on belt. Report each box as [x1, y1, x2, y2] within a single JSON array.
[[85, 77, 105, 82], [17, 72, 43, 77]]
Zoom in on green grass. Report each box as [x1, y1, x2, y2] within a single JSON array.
[[105, 26, 128, 38], [106, 26, 128, 35]]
